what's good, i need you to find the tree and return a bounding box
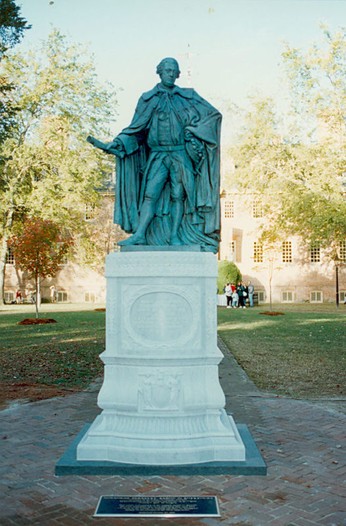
[8,218,72,317]
[0,0,30,57]
[217,260,242,294]
[0,30,118,304]
[280,27,346,258]
[282,26,346,146]
[0,0,31,142]
[230,27,346,272]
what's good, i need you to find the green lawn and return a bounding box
[218,304,346,398]
[0,303,345,400]
[0,305,105,389]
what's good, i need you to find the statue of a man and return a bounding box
[89,57,222,253]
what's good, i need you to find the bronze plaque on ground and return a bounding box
[94,495,220,517]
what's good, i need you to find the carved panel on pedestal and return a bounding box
[122,285,200,350]
[138,370,182,412]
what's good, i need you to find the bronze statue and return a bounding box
[88,57,221,253]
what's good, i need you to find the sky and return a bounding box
[16,0,346,144]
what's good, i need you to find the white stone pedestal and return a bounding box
[77,250,245,465]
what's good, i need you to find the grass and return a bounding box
[218,303,346,398]
[0,302,345,401]
[0,304,105,389]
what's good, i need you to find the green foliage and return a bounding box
[0,0,31,144]
[217,260,241,294]
[0,29,117,226]
[0,0,31,58]
[230,27,346,260]
[0,30,118,303]
[282,26,346,141]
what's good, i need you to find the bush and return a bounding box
[217,260,242,294]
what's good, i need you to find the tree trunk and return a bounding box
[0,209,14,306]
[335,264,339,309]
[268,258,273,312]
[0,235,8,306]
[35,272,39,318]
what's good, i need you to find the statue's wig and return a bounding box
[156,57,180,78]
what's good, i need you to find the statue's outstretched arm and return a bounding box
[87,135,125,158]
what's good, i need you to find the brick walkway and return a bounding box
[1,341,345,526]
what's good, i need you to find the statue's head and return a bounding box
[156,57,180,88]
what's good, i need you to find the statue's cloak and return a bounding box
[114,84,221,253]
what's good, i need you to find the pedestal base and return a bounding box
[77,411,245,464]
[76,251,246,465]
[56,423,267,476]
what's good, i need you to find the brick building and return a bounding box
[4,190,345,306]
[219,190,346,305]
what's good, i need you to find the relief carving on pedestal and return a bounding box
[138,371,182,411]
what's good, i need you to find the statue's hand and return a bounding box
[105,139,124,153]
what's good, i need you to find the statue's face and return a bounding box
[159,62,179,88]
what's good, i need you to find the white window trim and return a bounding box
[281,291,295,303]
[85,291,97,303]
[257,290,266,303]
[310,291,323,303]
[4,291,15,303]
[57,291,69,303]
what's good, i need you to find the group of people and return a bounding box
[12,287,57,304]
[13,289,35,304]
[224,281,255,309]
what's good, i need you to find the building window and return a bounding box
[310,291,323,303]
[339,291,346,303]
[340,240,346,262]
[57,291,69,302]
[257,290,265,303]
[227,240,236,259]
[310,244,320,263]
[4,291,14,304]
[282,291,294,303]
[6,247,14,265]
[85,292,96,303]
[224,200,234,218]
[252,199,263,218]
[253,241,263,263]
[282,241,292,263]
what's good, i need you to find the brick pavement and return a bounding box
[1,341,345,526]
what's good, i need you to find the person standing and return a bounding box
[225,282,232,308]
[247,281,255,307]
[15,290,22,304]
[237,281,247,309]
[50,285,57,303]
[232,288,239,308]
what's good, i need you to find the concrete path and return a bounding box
[1,339,345,525]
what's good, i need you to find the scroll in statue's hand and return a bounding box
[87,136,125,158]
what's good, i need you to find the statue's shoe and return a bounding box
[118,235,146,246]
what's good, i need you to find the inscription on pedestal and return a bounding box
[130,292,192,343]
